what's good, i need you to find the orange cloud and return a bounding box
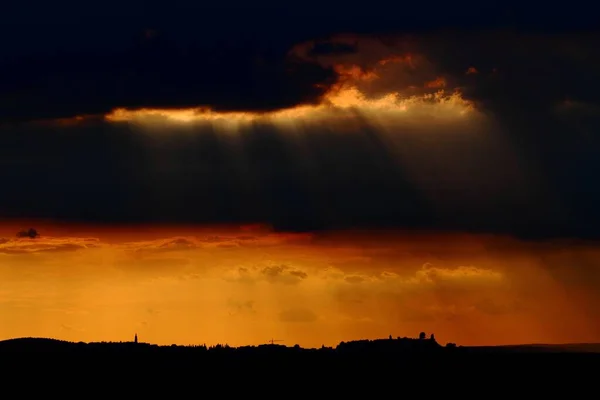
[378,55,416,68]
[425,77,446,88]
[333,64,379,82]
[104,88,473,130]
[0,236,102,254]
[103,38,476,130]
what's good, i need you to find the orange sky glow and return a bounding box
[5,36,599,348]
[1,222,599,347]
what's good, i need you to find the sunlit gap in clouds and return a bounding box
[104,86,474,133]
[99,39,542,227]
[103,85,485,213]
[104,37,477,132]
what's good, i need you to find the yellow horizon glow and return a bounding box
[1,223,599,348]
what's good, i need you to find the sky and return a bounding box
[1,3,600,346]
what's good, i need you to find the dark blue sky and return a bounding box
[1,2,595,55]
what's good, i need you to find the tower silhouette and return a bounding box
[134,333,138,344]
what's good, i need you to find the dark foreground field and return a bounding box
[1,337,597,395]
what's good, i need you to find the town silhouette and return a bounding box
[1,332,596,395]
[2,331,598,355]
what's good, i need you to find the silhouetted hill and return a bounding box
[1,334,598,356]
[0,334,597,395]
[0,334,445,354]
[0,337,73,350]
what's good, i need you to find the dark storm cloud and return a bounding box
[429,33,600,239]
[307,41,359,57]
[0,34,338,123]
[0,3,595,122]
[1,5,600,238]
[287,31,600,238]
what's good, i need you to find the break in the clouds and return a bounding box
[0,227,599,346]
[1,30,600,238]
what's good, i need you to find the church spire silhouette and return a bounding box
[134,333,138,344]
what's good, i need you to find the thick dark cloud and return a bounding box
[0,3,596,122]
[1,5,600,238]
[0,34,339,122]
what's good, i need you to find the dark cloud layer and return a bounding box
[1,6,600,239]
[0,37,338,122]
[0,3,596,122]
